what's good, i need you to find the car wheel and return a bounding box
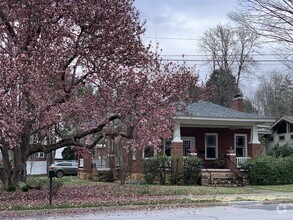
[56,170,64,178]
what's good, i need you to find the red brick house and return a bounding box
[78,96,275,184]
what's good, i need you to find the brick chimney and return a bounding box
[231,94,243,112]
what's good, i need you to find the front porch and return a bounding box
[170,121,261,170]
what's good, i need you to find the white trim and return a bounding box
[35,152,45,158]
[177,116,275,123]
[172,122,182,142]
[142,147,157,159]
[181,137,195,148]
[182,136,195,156]
[205,133,218,160]
[271,116,293,129]
[250,125,260,144]
[234,134,247,157]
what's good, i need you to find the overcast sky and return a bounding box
[134,0,285,97]
[135,0,238,55]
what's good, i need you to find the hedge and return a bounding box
[244,156,293,185]
[143,155,202,185]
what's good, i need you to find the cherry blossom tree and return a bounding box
[0,0,198,187]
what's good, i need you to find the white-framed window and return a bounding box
[132,149,136,160]
[35,152,45,158]
[234,134,247,157]
[182,136,195,157]
[143,146,157,159]
[163,139,171,156]
[289,123,293,133]
[95,156,107,168]
[279,135,285,142]
[205,133,218,160]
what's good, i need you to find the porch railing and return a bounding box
[236,157,251,168]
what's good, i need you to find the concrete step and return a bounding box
[201,169,247,187]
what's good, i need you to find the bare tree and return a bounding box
[199,24,260,86]
[254,71,293,117]
[229,0,293,67]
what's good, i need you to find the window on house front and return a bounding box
[290,123,293,133]
[95,156,107,168]
[279,135,285,142]
[205,134,218,160]
[291,135,293,141]
[164,139,171,156]
[35,152,45,158]
[143,146,156,159]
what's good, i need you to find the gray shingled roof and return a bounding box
[176,101,271,119]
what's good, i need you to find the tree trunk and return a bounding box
[119,149,133,185]
[0,147,27,188]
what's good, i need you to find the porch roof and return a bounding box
[176,101,275,126]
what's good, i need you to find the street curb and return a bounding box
[2,198,293,219]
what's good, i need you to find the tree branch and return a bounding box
[0,7,17,39]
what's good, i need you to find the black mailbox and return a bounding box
[48,170,55,178]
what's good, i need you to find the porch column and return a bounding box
[249,125,262,158]
[250,125,260,144]
[226,147,237,170]
[78,149,93,180]
[171,123,183,175]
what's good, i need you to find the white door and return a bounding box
[182,137,195,157]
[234,134,247,157]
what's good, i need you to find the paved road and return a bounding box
[8,203,293,220]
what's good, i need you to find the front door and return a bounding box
[182,137,195,157]
[234,134,247,157]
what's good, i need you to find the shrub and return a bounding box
[52,178,64,195]
[183,157,202,185]
[244,156,293,185]
[157,154,170,185]
[269,143,293,157]
[21,183,30,192]
[6,185,16,192]
[169,156,182,185]
[143,158,159,184]
[26,177,47,190]
[97,170,114,182]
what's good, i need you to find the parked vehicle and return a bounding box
[48,161,78,178]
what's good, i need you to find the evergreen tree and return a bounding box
[206,68,241,108]
[62,147,77,161]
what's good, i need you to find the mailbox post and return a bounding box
[48,170,55,204]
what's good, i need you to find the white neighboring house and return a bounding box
[265,116,293,154]
[26,147,65,175]
[26,152,47,175]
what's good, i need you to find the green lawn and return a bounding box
[53,176,257,195]
[250,184,293,192]
[50,176,293,195]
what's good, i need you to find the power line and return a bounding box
[142,36,200,41]
[161,58,290,63]
[159,53,293,57]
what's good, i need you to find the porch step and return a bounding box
[201,169,248,187]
